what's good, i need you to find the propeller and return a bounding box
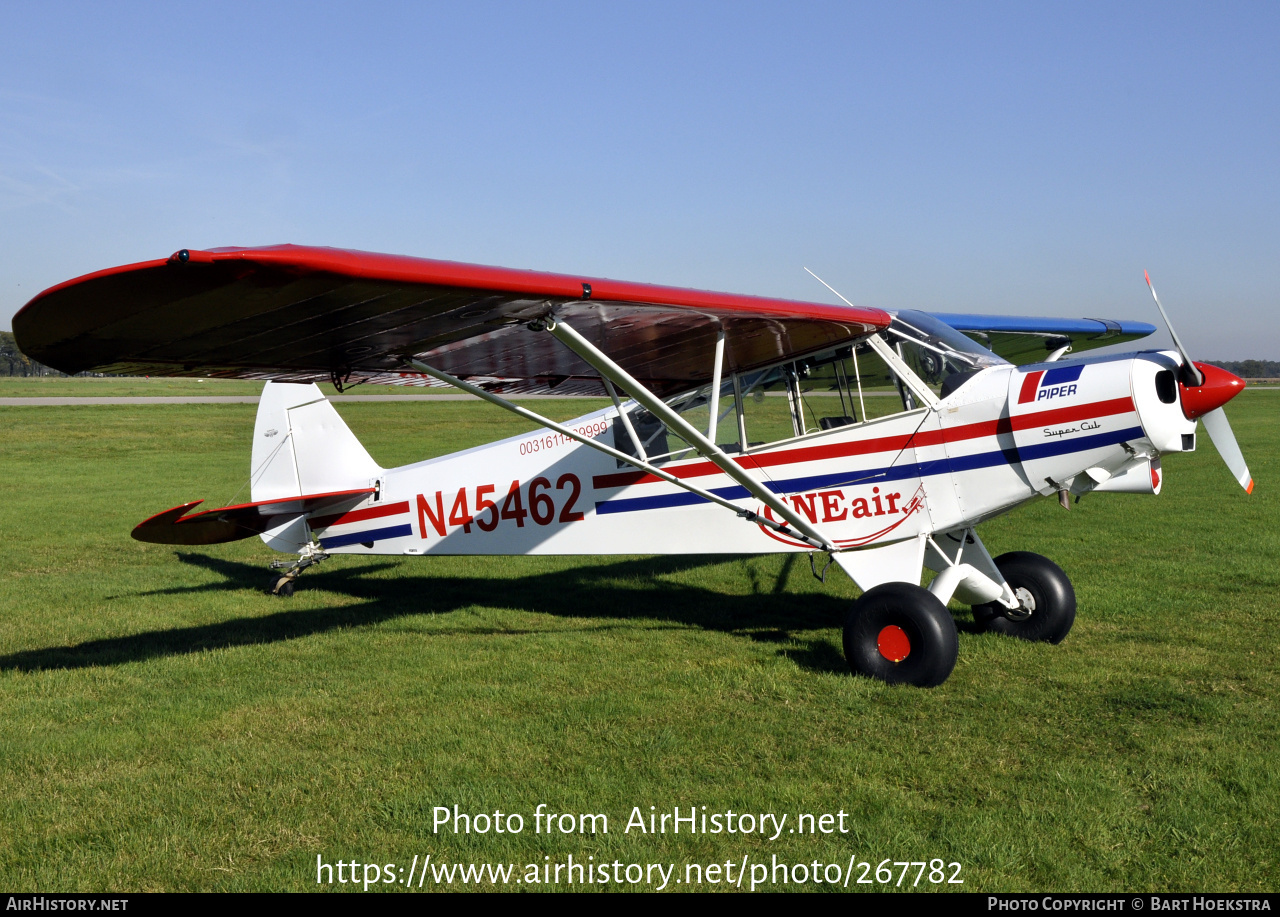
[1200,407,1254,493]
[1145,272,1253,494]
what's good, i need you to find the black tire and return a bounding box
[843,582,959,688]
[268,575,295,597]
[972,551,1075,643]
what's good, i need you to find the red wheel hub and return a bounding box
[877,625,911,663]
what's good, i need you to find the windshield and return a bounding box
[886,310,1007,399]
[889,310,1009,370]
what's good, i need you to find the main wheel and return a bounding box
[972,551,1075,643]
[843,583,959,687]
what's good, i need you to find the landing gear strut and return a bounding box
[266,543,329,597]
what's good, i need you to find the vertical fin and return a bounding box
[251,382,382,504]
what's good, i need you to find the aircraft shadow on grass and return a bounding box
[0,553,981,676]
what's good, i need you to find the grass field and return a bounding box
[0,390,1276,892]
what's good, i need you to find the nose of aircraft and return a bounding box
[1180,362,1246,420]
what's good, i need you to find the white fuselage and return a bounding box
[306,351,1193,559]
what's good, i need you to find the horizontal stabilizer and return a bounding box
[132,488,375,545]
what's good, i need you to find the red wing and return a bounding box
[132,488,375,545]
[15,245,889,397]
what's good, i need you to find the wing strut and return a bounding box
[706,328,726,444]
[604,378,647,462]
[405,358,833,551]
[539,317,837,550]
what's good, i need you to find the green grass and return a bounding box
[0,393,1276,892]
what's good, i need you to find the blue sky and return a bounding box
[2,1,1277,358]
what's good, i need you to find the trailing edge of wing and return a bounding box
[926,312,1158,365]
[15,245,889,397]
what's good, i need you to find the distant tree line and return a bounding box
[0,331,59,376]
[1206,360,1280,379]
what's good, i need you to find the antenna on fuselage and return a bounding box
[803,266,859,309]
[803,267,868,421]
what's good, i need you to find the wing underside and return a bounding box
[15,245,889,397]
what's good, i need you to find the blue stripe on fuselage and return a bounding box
[319,523,415,549]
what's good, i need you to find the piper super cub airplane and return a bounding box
[13,246,1254,687]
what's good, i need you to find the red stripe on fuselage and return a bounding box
[1018,370,1045,404]
[310,500,410,530]
[592,396,1136,490]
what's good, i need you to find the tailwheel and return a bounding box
[268,574,295,597]
[843,582,959,687]
[264,544,328,597]
[972,551,1075,643]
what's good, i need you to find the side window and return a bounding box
[803,342,921,423]
[737,365,803,446]
[610,318,1002,465]
[613,377,741,465]
[738,342,925,451]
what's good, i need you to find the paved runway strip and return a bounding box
[0,394,586,405]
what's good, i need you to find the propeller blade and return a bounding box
[1200,406,1253,494]
[1145,270,1203,386]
